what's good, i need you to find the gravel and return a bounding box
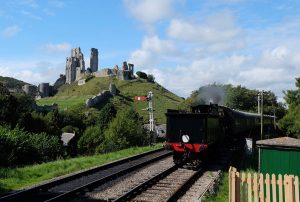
[80,157,174,201]
[49,150,169,193]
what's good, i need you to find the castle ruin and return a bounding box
[90,48,98,73]
[66,47,86,84]
[65,47,134,84]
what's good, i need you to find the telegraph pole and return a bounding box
[258,94,261,114]
[260,91,264,140]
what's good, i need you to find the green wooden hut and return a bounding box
[256,137,300,177]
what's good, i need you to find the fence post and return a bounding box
[271,174,277,202]
[278,174,283,202]
[247,172,253,202]
[254,173,259,202]
[265,173,270,202]
[259,173,265,202]
[295,176,299,202]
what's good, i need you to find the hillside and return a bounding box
[37,77,184,123]
[0,76,30,92]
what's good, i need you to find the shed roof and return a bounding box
[256,137,300,149]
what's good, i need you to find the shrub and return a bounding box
[96,108,146,153]
[147,74,155,83]
[98,103,117,130]
[0,125,62,166]
[136,71,148,79]
[78,126,104,154]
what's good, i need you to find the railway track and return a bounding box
[113,164,204,202]
[0,148,171,202]
[110,141,239,202]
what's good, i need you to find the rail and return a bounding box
[0,148,169,202]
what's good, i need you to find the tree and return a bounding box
[147,74,155,83]
[78,126,104,154]
[98,103,117,131]
[184,83,286,117]
[278,78,300,138]
[96,108,145,153]
[136,71,148,79]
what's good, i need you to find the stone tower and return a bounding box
[90,48,98,72]
[65,47,85,84]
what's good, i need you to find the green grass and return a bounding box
[0,144,163,193]
[36,77,184,123]
[36,95,91,109]
[204,149,258,201]
[204,172,229,202]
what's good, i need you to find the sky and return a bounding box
[1,0,300,100]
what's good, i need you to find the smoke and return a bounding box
[196,85,227,105]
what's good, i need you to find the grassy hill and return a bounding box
[37,77,184,123]
[0,76,30,92]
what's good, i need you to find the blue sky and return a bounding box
[1,0,300,100]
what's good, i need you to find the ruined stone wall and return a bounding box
[85,90,112,107]
[93,68,114,77]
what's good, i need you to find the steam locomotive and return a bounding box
[165,104,275,165]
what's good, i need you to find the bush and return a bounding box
[0,126,62,166]
[98,103,117,130]
[78,126,104,154]
[147,74,155,83]
[136,71,148,79]
[96,108,146,153]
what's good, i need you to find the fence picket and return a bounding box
[284,175,289,202]
[231,170,236,202]
[260,173,265,202]
[265,173,270,202]
[278,174,283,202]
[241,172,246,202]
[254,173,259,202]
[229,167,232,202]
[295,176,299,202]
[236,172,241,202]
[228,167,298,202]
[271,174,277,202]
[247,172,252,202]
[290,176,295,202]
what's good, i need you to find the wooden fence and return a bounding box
[229,166,300,202]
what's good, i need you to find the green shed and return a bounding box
[257,137,300,177]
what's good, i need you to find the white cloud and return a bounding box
[123,0,176,24]
[48,0,65,8]
[0,60,65,85]
[167,10,244,52]
[20,0,39,8]
[127,6,300,101]
[40,42,71,53]
[1,25,21,38]
[21,10,42,20]
[129,35,178,67]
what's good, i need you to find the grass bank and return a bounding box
[0,144,163,193]
[37,77,184,123]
